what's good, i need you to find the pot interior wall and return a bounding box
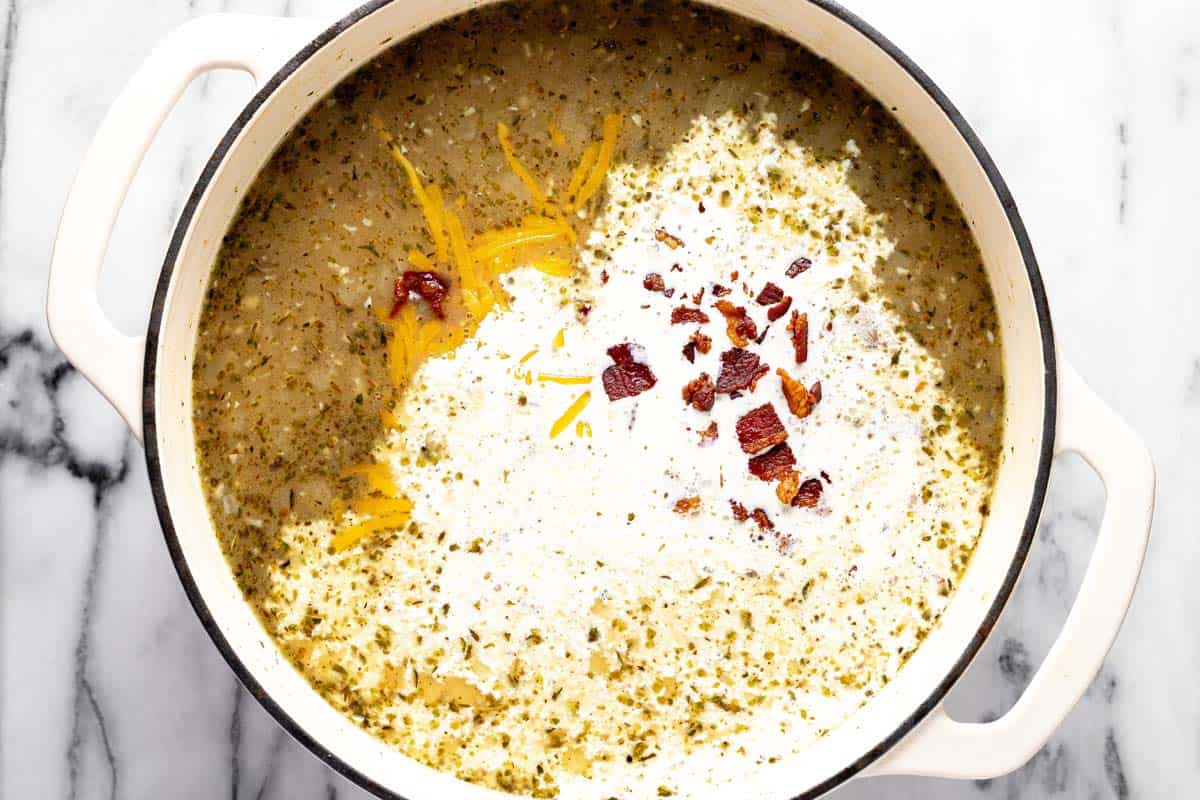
[147,1,1051,797]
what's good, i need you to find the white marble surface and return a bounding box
[0,0,1194,797]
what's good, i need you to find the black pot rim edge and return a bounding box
[141,2,1057,798]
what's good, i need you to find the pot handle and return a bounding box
[867,358,1154,780]
[46,14,325,441]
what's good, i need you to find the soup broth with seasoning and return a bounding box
[192,1,1004,797]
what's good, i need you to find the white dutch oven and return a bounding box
[46,2,1156,798]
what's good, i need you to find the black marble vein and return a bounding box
[1104,728,1130,800]
[1,321,134,800]
[230,682,243,800]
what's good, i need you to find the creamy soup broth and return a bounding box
[192,1,1004,797]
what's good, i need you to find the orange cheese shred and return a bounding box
[568,114,621,210]
[538,373,592,385]
[550,391,591,439]
[497,122,549,208]
[389,145,448,263]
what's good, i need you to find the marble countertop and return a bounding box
[1,0,1194,797]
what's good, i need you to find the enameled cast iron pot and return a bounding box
[46,2,1156,797]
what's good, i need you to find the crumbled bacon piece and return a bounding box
[643,272,666,293]
[820,470,832,483]
[577,303,592,317]
[778,368,821,419]
[682,373,716,412]
[602,343,657,401]
[655,228,685,249]
[670,263,683,273]
[767,296,793,322]
[600,269,610,284]
[748,443,796,481]
[786,256,812,278]
[787,311,809,364]
[756,282,785,305]
[730,270,739,281]
[712,284,731,297]
[671,306,710,324]
[776,471,800,504]
[391,271,450,319]
[750,508,773,531]
[730,499,750,521]
[716,348,769,394]
[699,421,719,445]
[681,330,713,363]
[673,496,701,514]
[715,300,758,346]
[735,404,787,454]
[691,287,705,305]
[793,478,823,508]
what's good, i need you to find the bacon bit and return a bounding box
[767,296,793,322]
[755,325,770,345]
[643,272,666,293]
[691,287,705,305]
[670,263,684,273]
[820,470,832,483]
[776,471,800,504]
[735,404,787,454]
[699,420,719,445]
[711,284,731,297]
[756,282,785,305]
[778,368,820,418]
[391,270,450,318]
[750,508,773,531]
[682,373,716,412]
[671,306,710,324]
[673,496,701,514]
[793,478,823,508]
[730,270,739,281]
[748,443,795,481]
[600,269,610,284]
[730,499,750,521]
[716,348,769,394]
[698,201,706,213]
[786,256,812,278]
[602,343,657,401]
[715,300,758,346]
[683,329,713,362]
[654,228,685,249]
[577,303,592,317]
[787,311,809,364]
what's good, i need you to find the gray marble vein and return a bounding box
[2,0,1196,798]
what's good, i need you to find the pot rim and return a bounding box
[141,1,1058,797]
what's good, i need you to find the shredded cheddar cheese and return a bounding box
[338,113,622,551]
[575,420,593,438]
[548,120,567,148]
[568,114,622,210]
[497,122,549,208]
[549,391,591,439]
[552,328,565,349]
[538,373,592,385]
